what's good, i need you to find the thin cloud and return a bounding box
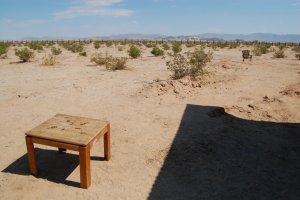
[53,0,134,19]
[0,19,46,26]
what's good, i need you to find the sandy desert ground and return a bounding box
[0,44,299,200]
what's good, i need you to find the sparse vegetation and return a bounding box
[94,41,101,49]
[273,49,286,58]
[51,47,62,55]
[162,43,170,50]
[292,46,300,53]
[295,53,300,60]
[90,53,127,70]
[15,48,34,62]
[252,44,269,56]
[79,52,87,56]
[42,54,56,66]
[151,46,164,56]
[167,48,212,79]
[128,46,141,58]
[61,42,84,53]
[26,42,44,51]
[118,46,124,51]
[0,42,10,57]
[172,42,182,54]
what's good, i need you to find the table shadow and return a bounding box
[2,148,105,188]
[148,104,300,200]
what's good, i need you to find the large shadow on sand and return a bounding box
[148,104,300,200]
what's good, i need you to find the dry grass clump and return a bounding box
[90,53,127,70]
[42,54,56,66]
[273,50,286,58]
[51,47,62,55]
[167,48,212,79]
[15,48,34,62]
[128,45,141,58]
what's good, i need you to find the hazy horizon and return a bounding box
[1,0,300,40]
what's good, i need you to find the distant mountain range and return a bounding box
[21,33,300,43]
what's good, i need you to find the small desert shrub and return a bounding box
[292,46,300,53]
[273,50,286,58]
[15,48,34,62]
[295,53,300,60]
[0,42,9,56]
[79,52,87,56]
[185,42,196,48]
[90,53,127,70]
[105,41,113,47]
[118,46,124,51]
[166,53,189,79]
[105,56,127,70]
[151,46,164,56]
[90,53,107,65]
[162,43,170,50]
[172,42,182,54]
[27,42,44,51]
[252,44,269,56]
[229,42,240,49]
[189,48,213,78]
[51,47,62,55]
[42,54,56,66]
[167,48,212,79]
[62,42,84,53]
[94,41,101,49]
[128,46,141,58]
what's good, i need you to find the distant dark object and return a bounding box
[242,50,252,62]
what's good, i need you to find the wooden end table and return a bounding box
[25,114,110,189]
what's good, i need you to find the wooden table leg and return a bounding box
[79,145,91,189]
[104,124,111,161]
[25,136,38,176]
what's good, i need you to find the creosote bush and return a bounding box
[292,46,300,53]
[167,48,212,79]
[79,52,87,56]
[252,44,269,56]
[15,48,34,62]
[273,50,285,58]
[162,43,170,50]
[172,42,182,54]
[61,42,84,53]
[90,53,127,70]
[151,46,164,56]
[94,41,101,49]
[0,42,10,56]
[128,45,141,58]
[51,47,62,55]
[42,54,56,66]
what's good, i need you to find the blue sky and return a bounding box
[0,0,299,40]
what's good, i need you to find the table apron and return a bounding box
[31,137,82,151]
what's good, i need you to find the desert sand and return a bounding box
[0,44,299,200]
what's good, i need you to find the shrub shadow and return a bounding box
[148,104,300,200]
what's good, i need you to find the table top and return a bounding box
[26,114,109,146]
